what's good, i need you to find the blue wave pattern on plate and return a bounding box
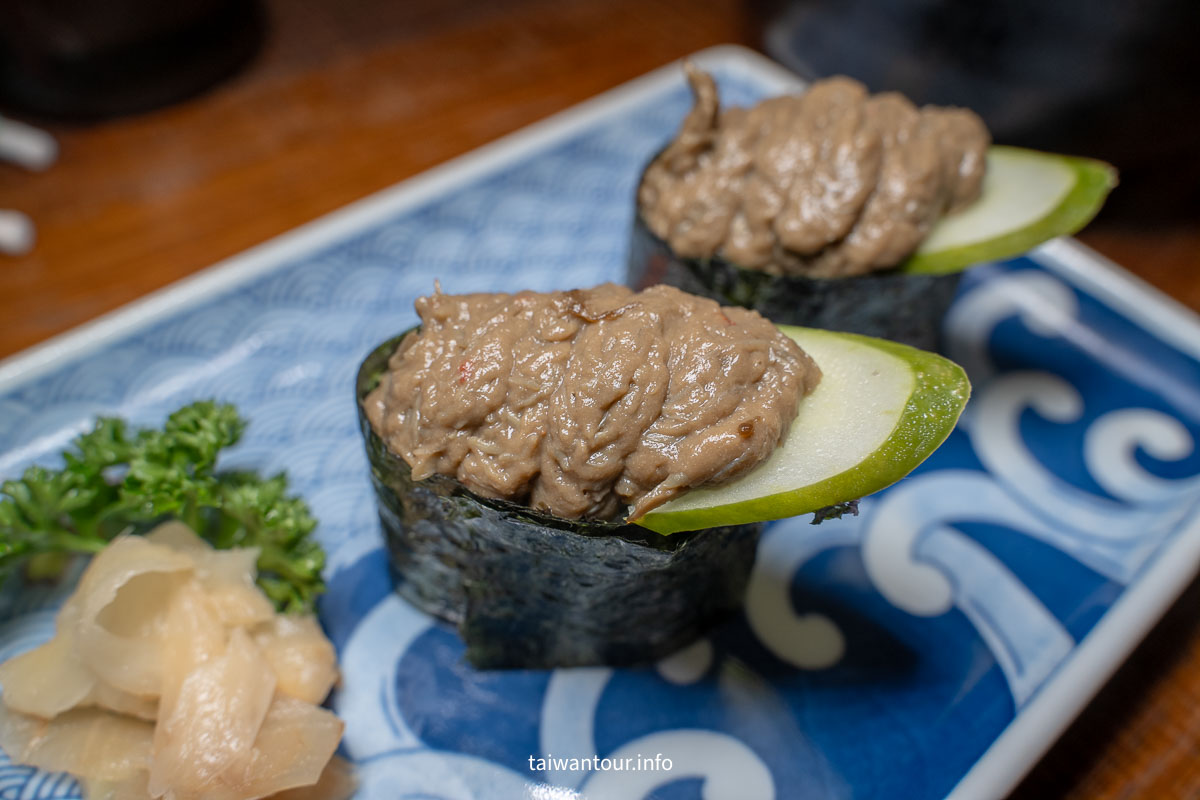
[2,68,1199,800]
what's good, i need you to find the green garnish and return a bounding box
[0,401,324,613]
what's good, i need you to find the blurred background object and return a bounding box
[0,115,58,170]
[0,210,35,256]
[763,0,1200,221]
[0,115,57,257]
[0,0,264,120]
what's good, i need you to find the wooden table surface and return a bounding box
[2,0,1198,796]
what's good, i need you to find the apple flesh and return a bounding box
[902,146,1117,275]
[637,326,970,535]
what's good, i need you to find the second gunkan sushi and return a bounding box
[629,64,1116,350]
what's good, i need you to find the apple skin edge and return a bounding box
[901,147,1118,276]
[636,327,971,535]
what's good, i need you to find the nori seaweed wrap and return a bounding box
[357,334,763,669]
[627,206,961,353]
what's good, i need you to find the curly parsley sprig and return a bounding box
[0,401,324,613]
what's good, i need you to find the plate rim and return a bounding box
[2,43,1199,800]
[948,236,1200,800]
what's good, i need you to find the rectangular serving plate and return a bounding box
[2,45,1200,800]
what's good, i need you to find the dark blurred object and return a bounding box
[763,0,1200,222]
[0,0,265,121]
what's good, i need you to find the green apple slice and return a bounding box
[900,145,1117,275]
[637,326,969,535]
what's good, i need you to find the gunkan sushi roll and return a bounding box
[358,283,969,668]
[628,64,1117,350]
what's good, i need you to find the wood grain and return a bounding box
[1,1,1198,797]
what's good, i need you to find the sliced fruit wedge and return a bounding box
[637,326,970,535]
[901,145,1117,275]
